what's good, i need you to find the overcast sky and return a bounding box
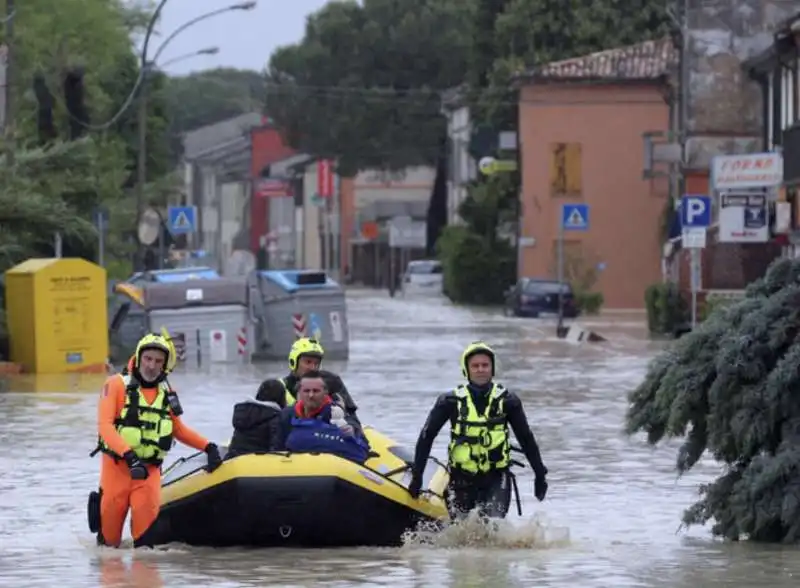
[144,0,330,76]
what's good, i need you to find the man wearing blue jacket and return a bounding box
[277,371,369,463]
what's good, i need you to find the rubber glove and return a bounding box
[205,443,222,472]
[123,450,148,480]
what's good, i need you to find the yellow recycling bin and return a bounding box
[4,258,108,374]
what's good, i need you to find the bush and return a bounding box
[576,291,603,314]
[437,225,515,305]
[645,282,687,335]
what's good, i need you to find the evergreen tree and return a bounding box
[626,257,800,542]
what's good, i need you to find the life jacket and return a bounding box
[286,403,370,463]
[280,376,296,407]
[448,383,510,474]
[94,374,175,465]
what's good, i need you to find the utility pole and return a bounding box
[4,0,14,167]
[135,65,149,270]
[677,0,700,328]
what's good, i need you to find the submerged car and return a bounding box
[401,259,443,296]
[504,278,579,318]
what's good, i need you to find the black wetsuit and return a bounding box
[410,381,548,519]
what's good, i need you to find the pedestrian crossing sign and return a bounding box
[561,203,589,231]
[167,206,197,235]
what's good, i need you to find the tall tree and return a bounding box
[264,0,475,174]
[0,0,165,267]
[162,67,265,139]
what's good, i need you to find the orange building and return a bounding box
[515,38,677,309]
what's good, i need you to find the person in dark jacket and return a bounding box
[408,342,548,520]
[276,371,369,463]
[226,379,286,459]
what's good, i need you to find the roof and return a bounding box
[519,37,677,83]
[182,112,264,160]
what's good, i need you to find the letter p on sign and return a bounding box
[681,195,712,228]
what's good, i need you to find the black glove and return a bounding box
[205,443,222,473]
[123,450,148,480]
[408,474,423,499]
[534,475,548,501]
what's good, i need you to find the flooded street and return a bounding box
[1,290,799,587]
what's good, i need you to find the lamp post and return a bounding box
[134,0,257,270]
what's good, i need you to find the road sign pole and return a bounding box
[690,248,700,328]
[158,225,164,270]
[557,210,565,332]
[97,213,105,267]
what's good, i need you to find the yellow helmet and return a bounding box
[134,333,172,371]
[461,341,496,378]
[288,337,324,371]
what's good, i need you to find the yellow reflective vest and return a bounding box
[448,383,510,474]
[99,374,175,464]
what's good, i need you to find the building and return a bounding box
[746,12,800,255]
[441,86,476,225]
[346,166,435,286]
[255,154,349,278]
[514,38,677,309]
[182,113,264,272]
[669,0,798,294]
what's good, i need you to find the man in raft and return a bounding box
[278,337,359,420]
[407,341,549,519]
[88,332,222,547]
[277,370,370,463]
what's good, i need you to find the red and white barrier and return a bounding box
[293,313,306,338]
[237,326,247,355]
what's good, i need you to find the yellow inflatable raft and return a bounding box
[139,426,450,547]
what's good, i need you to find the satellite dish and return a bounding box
[224,250,256,277]
[137,208,161,245]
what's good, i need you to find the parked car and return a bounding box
[401,259,443,296]
[503,278,579,318]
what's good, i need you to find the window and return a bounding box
[549,143,582,197]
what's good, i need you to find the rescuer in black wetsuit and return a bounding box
[408,341,548,519]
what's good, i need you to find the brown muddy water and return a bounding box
[0,291,797,587]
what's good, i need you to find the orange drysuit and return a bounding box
[96,374,209,547]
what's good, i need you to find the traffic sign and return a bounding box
[561,204,589,231]
[682,227,707,248]
[744,205,766,229]
[168,206,197,235]
[680,195,711,227]
[478,156,517,175]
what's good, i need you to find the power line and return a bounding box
[264,82,673,107]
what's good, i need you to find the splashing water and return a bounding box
[402,510,571,550]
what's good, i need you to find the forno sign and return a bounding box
[711,152,783,190]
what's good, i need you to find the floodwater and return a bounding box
[1,289,798,587]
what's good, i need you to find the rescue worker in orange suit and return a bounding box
[88,333,222,548]
[408,342,548,519]
[276,337,360,421]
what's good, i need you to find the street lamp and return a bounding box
[158,47,219,70]
[134,1,257,270]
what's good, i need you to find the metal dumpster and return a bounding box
[108,277,253,366]
[145,277,252,365]
[252,270,349,361]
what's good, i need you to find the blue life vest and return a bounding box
[286,405,370,463]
